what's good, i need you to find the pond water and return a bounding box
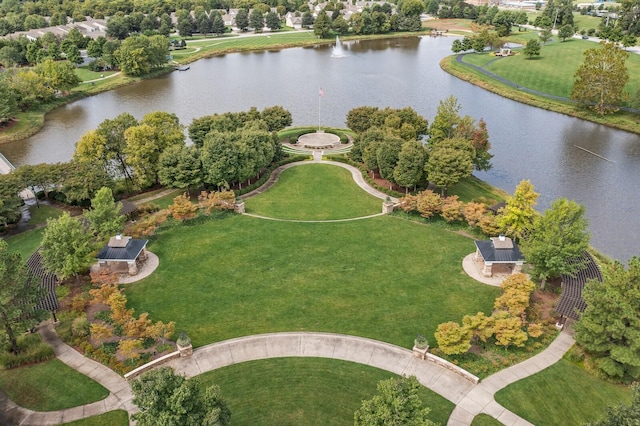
[2,36,639,262]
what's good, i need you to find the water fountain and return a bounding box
[331,36,346,58]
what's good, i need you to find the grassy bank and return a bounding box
[0,358,109,411]
[495,359,631,425]
[0,30,427,145]
[199,357,454,425]
[441,36,640,135]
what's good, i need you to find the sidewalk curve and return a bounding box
[165,332,476,405]
[448,331,575,426]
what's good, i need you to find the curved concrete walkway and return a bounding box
[162,331,575,426]
[1,327,574,425]
[0,321,137,425]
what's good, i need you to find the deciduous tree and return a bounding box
[574,257,640,381]
[393,141,425,192]
[158,145,202,195]
[521,198,590,288]
[84,186,125,241]
[425,138,474,195]
[354,376,437,425]
[132,367,231,426]
[40,212,94,281]
[571,42,629,115]
[434,321,472,355]
[169,193,197,221]
[314,12,331,38]
[498,179,539,242]
[523,38,541,58]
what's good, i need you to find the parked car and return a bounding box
[582,35,589,39]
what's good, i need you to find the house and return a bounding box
[285,12,303,29]
[96,234,148,276]
[474,235,524,277]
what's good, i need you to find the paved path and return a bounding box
[0,322,138,425]
[448,331,575,426]
[1,325,574,425]
[164,331,575,426]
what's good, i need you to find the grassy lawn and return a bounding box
[449,175,508,204]
[125,164,498,353]
[443,42,640,134]
[495,359,632,425]
[487,38,640,100]
[0,359,109,411]
[198,357,454,425]
[75,68,118,82]
[471,413,503,426]
[61,410,129,426]
[3,228,44,260]
[28,203,63,225]
[126,213,499,350]
[245,164,381,219]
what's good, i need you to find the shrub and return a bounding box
[0,334,55,369]
[416,190,442,219]
[101,341,119,355]
[71,315,90,337]
[176,331,191,347]
[70,294,89,313]
[463,202,486,227]
[441,195,464,222]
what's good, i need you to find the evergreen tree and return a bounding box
[574,258,640,381]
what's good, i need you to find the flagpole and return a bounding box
[318,87,322,131]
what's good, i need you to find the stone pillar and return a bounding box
[382,202,394,214]
[234,201,245,214]
[482,262,493,277]
[128,261,138,276]
[512,262,523,274]
[412,345,429,360]
[177,343,193,357]
[474,248,481,262]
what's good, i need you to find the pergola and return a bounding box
[26,248,59,322]
[96,234,148,276]
[555,251,602,327]
[474,235,524,277]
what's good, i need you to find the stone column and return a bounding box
[513,262,523,274]
[234,201,245,214]
[128,261,138,276]
[382,202,394,214]
[482,262,493,277]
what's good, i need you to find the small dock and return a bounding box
[0,150,15,174]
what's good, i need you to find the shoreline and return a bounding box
[0,30,431,146]
[438,49,640,136]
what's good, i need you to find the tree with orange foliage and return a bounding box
[197,190,235,215]
[168,193,197,221]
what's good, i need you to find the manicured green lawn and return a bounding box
[471,413,503,426]
[75,68,117,82]
[495,359,632,425]
[3,228,44,260]
[245,164,381,219]
[0,359,109,411]
[61,410,129,426]
[198,357,454,425]
[476,38,640,101]
[126,212,499,349]
[28,203,63,225]
[449,175,507,204]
